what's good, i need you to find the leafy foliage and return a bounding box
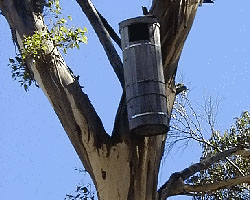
[49,18,87,54]
[65,168,96,200]
[187,111,250,200]
[23,0,87,59]
[47,0,62,15]
[9,0,87,91]
[65,184,95,200]
[8,56,38,91]
[22,17,87,58]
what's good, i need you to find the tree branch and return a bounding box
[150,0,201,122]
[0,0,112,183]
[75,0,124,88]
[151,0,200,80]
[158,146,247,199]
[180,147,247,180]
[95,10,121,48]
[237,148,250,157]
[171,94,247,176]
[184,175,250,193]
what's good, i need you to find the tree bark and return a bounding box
[0,0,201,199]
[158,146,250,198]
[184,175,250,194]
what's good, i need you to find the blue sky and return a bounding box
[0,0,250,199]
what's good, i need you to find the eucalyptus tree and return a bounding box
[0,0,249,199]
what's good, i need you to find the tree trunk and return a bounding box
[0,0,200,199]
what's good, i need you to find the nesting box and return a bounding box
[119,16,168,136]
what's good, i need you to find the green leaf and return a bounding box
[63,48,67,54]
[16,57,22,63]
[41,45,47,52]
[9,58,15,63]
[67,16,72,21]
[60,26,68,33]
[75,43,80,49]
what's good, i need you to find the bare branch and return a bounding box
[75,0,124,88]
[203,95,221,132]
[95,10,121,48]
[184,175,250,194]
[158,146,246,199]
[180,147,246,180]
[235,148,250,157]
[170,93,246,176]
[200,139,245,176]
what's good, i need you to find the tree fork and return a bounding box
[0,0,201,199]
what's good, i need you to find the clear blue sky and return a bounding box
[0,0,249,199]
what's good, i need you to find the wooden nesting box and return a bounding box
[119,16,168,136]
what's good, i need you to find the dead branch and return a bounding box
[170,94,246,176]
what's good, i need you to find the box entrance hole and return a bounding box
[128,23,149,42]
